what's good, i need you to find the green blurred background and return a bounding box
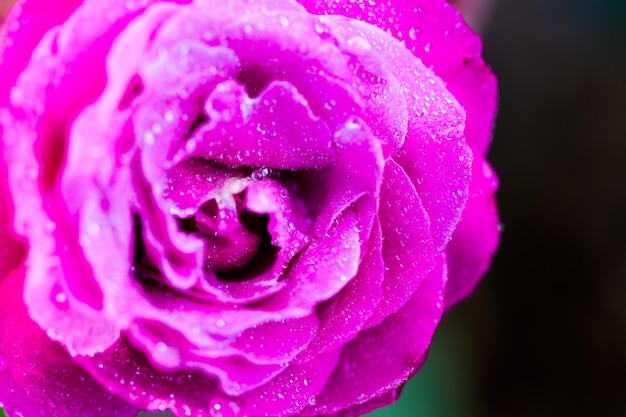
[3,0,626,416]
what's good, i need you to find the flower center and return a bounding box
[176,189,279,281]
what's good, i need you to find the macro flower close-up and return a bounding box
[0,0,498,416]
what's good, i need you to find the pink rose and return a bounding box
[0,0,499,416]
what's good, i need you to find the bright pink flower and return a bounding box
[0,0,499,416]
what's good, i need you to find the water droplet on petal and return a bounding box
[144,131,155,145]
[0,353,8,371]
[251,170,264,181]
[51,284,69,310]
[86,221,101,236]
[209,396,243,417]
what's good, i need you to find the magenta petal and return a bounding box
[242,348,342,417]
[192,80,335,170]
[316,14,473,251]
[0,158,25,278]
[0,268,138,417]
[295,219,384,363]
[0,0,82,108]
[365,160,436,328]
[445,155,499,308]
[296,0,495,152]
[21,216,124,356]
[134,157,206,291]
[230,315,319,365]
[263,207,362,314]
[300,117,384,240]
[77,335,339,417]
[1,0,185,357]
[78,336,222,416]
[302,253,447,416]
[446,58,498,156]
[129,314,319,368]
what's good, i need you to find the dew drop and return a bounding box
[9,86,23,104]
[251,170,264,181]
[51,284,69,310]
[152,342,181,368]
[0,353,8,371]
[86,221,101,236]
[209,396,243,417]
[144,131,155,145]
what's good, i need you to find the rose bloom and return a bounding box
[0,0,498,416]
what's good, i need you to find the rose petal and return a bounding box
[190,80,335,170]
[78,335,341,417]
[365,159,436,327]
[445,155,499,308]
[127,318,302,397]
[447,56,498,156]
[0,156,25,277]
[77,336,222,416]
[1,0,186,357]
[134,157,206,291]
[296,0,497,154]
[128,312,319,369]
[136,41,241,171]
[242,348,342,417]
[150,1,364,133]
[0,268,138,417]
[0,0,82,109]
[229,315,319,365]
[299,117,384,240]
[295,217,384,363]
[301,253,447,416]
[262,207,362,314]
[323,15,473,251]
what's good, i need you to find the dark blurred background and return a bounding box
[373,0,626,416]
